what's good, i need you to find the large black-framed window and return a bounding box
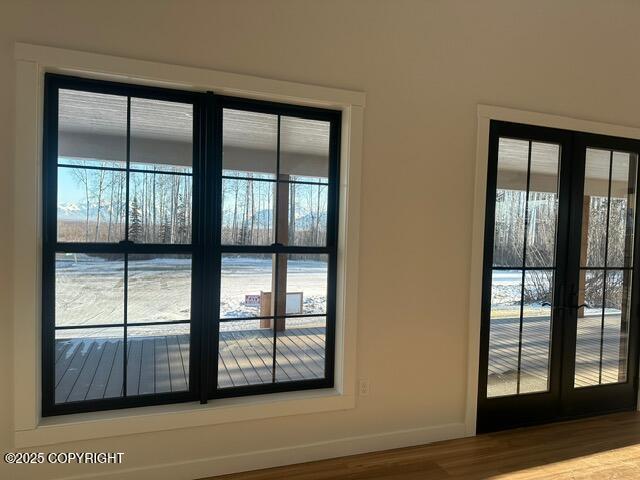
[42,74,340,416]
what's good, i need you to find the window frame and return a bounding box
[42,74,204,416]
[42,74,341,416]
[210,95,341,401]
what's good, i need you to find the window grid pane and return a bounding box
[51,83,195,408]
[487,137,560,398]
[46,76,339,415]
[217,107,334,389]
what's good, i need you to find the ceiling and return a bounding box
[58,89,330,156]
[498,137,633,182]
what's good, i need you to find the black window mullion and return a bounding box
[188,94,204,402]
[55,243,194,254]
[272,115,282,382]
[205,91,221,401]
[41,75,59,417]
[598,151,614,384]
[516,140,534,394]
[275,114,282,245]
[221,174,328,187]
[125,96,131,240]
[123,254,129,396]
[219,245,330,255]
[57,163,194,177]
[123,96,131,396]
[324,110,341,384]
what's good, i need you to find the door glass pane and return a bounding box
[520,270,554,393]
[487,270,521,397]
[575,148,637,388]
[575,270,605,387]
[607,152,637,268]
[581,149,611,267]
[493,138,528,268]
[487,137,560,398]
[526,142,560,267]
[602,270,631,384]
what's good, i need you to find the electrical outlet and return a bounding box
[359,379,370,396]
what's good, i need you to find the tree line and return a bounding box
[221,174,328,246]
[60,164,327,249]
[58,161,192,244]
[494,189,632,308]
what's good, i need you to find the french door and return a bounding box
[477,121,640,433]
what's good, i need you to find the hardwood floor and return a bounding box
[211,412,640,479]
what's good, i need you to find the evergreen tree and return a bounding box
[161,214,172,244]
[176,194,188,243]
[129,195,143,243]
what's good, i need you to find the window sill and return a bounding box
[15,389,356,448]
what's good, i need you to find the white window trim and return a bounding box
[13,43,365,448]
[465,104,640,435]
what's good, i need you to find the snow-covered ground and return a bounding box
[490,270,620,319]
[55,254,327,339]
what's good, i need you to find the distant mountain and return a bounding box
[58,202,119,221]
[58,202,86,220]
[291,212,327,230]
[222,208,327,230]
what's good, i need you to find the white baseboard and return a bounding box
[59,422,468,480]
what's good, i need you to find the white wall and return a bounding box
[3,1,640,478]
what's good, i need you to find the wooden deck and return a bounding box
[54,327,325,403]
[488,314,627,396]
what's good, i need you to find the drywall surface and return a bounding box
[3,0,640,478]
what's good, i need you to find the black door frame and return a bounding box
[560,132,640,418]
[477,120,640,433]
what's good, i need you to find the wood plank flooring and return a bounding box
[211,412,640,479]
[54,327,325,402]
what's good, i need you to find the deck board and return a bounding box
[86,339,118,400]
[488,314,628,395]
[55,327,327,402]
[155,336,172,393]
[138,338,155,395]
[166,335,188,392]
[54,317,626,403]
[104,340,124,398]
[126,338,143,395]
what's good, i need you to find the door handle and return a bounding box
[541,302,590,309]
